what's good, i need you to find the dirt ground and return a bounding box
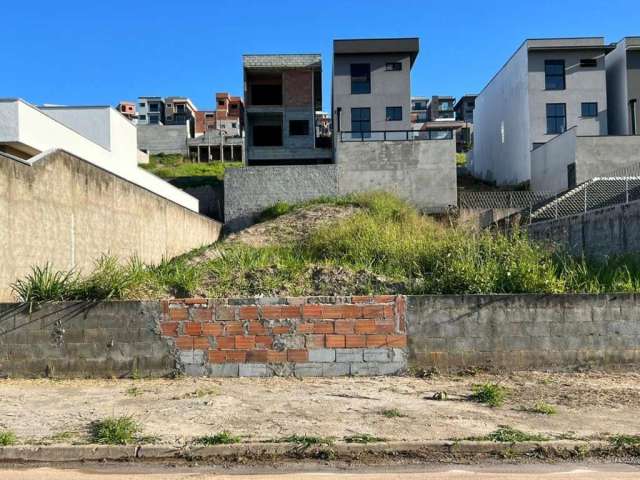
[1,371,640,445]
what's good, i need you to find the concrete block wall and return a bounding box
[0,302,173,378]
[137,125,189,155]
[406,294,640,370]
[224,165,338,231]
[159,296,407,377]
[527,198,640,258]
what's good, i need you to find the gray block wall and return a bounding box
[336,139,457,211]
[406,294,640,370]
[137,125,189,155]
[224,165,338,230]
[527,198,640,258]
[0,302,174,378]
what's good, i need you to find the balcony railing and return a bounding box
[340,130,453,142]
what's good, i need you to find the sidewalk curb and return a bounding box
[0,440,628,464]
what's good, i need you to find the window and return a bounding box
[176,104,185,113]
[251,84,282,105]
[138,114,146,121]
[149,114,160,124]
[631,100,638,135]
[138,102,146,108]
[149,103,160,112]
[580,58,598,68]
[205,113,214,118]
[218,100,225,106]
[232,122,237,128]
[289,120,309,136]
[253,125,282,146]
[167,116,174,121]
[351,107,371,137]
[386,106,402,121]
[385,62,402,71]
[351,64,371,94]
[412,101,427,111]
[416,111,428,122]
[581,102,598,118]
[546,103,566,134]
[166,103,172,108]
[545,60,566,90]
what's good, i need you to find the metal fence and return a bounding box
[339,130,453,142]
[457,191,555,209]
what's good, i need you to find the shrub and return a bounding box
[195,431,241,445]
[470,383,508,407]
[610,434,640,447]
[90,416,140,445]
[11,264,78,303]
[380,408,407,418]
[278,434,334,447]
[0,430,17,446]
[527,401,557,415]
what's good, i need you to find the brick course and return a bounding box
[159,296,407,377]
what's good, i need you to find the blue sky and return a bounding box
[2,0,638,111]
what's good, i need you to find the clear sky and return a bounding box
[2,0,638,111]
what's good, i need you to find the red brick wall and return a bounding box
[159,296,407,376]
[283,70,312,107]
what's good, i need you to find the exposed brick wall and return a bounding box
[283,70,312,107]
[160,296,407,377]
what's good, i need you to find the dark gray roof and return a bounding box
[333,38,419,66]
[243,54,321,69]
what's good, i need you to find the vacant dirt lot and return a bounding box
[1,371,639,445]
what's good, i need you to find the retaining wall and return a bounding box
[3,294,640,378]
[224,165,338,231]
[527,199,640,258]
[137,125,189,155]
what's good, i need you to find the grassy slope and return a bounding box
[140,154,242,188]
[11,192,640,301]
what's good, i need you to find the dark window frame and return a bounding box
[289,119,310,136]
[385,62,402,71]
[546,103,567,135]
[350,63,371,94]
[385,106,403,121]
[631,99,638,135]
[581,102,598,118]
[351,107,371,138]
[545,60,566,90]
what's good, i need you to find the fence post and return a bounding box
[584,184,587,213]
[626,178,629,204]
[555,193,558,219]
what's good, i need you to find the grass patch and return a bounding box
[90,416,140,445]
[470,426,548,443]
[125,386,143,397]
[278,434,334,448]
[195,431,241,445]
[13,192,640,301]
[610,434,640,447]
[470,383,508,407]
[524,401,557,415]
[0,430,17,446]
[380,408,408,418]
[343,433,386,444]
[141,154,242,188]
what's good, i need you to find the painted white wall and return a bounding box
[0,99,198,211]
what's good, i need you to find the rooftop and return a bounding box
[243,54,321,69]
[526,37,615,53]
[334,37,419,66]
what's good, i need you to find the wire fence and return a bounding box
[457,191,555,209]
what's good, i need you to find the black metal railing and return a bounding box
[339,130,453,142]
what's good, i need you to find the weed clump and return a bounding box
[195,431,241,445]
[472,426,548,443]
[470,383,508,407]
[0,430,17,446]
[344,433,386,444]
[90,416,140,445]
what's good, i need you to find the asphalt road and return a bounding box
[2,463,640,479]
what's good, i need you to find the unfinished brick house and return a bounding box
[243,54,332,166]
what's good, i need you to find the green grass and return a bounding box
[476,426,549,443]
[343,433,386,444]
[0,430,17,446]
[470,383,508,408]
[380,408,408,418]
[195,431,241,445]
[140,154,242,188]
[610,434,640,447]
[456,152,467,166]
[524,401,557,415]
[90,416,140,445]
[278,434,334,448]
[13,192,640,302]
